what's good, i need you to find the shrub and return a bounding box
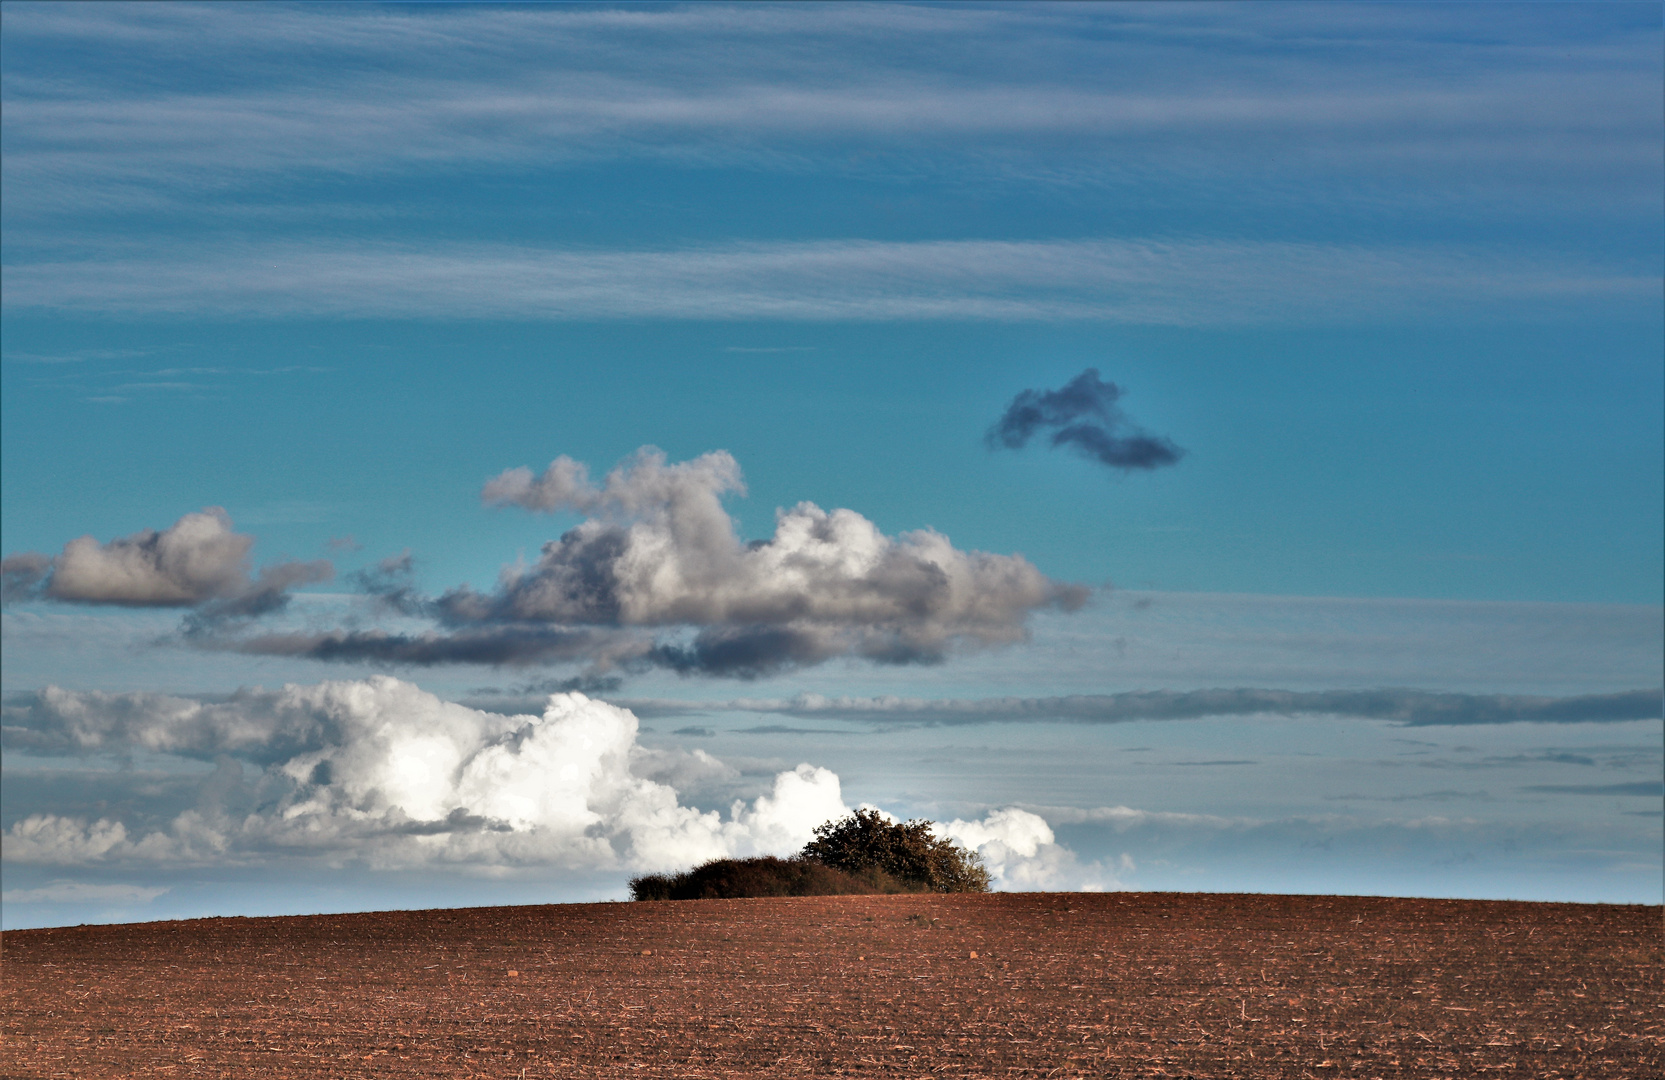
[628,809,990,901]
[801,809,991,893]
[628,856,920,901]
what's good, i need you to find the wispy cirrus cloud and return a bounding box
[4,237,1651,323]
[4,360,332,408]
[0,348,152,365]
[5,3,1654,331]
[4,2,1656,215]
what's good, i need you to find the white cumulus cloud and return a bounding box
[4,815,131,863]
[937,806,1124,892]
[229,447,1084,676]
[470,447,1085,672]
[0,677,858,874]
[2,677,1101,890]
[49,508,251,605]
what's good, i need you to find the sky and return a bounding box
[1,1,1660,930]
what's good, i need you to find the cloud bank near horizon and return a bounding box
[0,676,1095,888]
[614,687,1664,728]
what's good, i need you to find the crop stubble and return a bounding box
[2,892,1659,1078]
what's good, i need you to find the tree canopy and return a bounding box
[801,809,991,893]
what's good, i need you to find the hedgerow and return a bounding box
[628,856,917,901]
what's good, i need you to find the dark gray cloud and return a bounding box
[345,551,427,617]
[458,673,629,717]
[221,447,1085,677]
[621,687,1662,727]
[184,559,334,630]
[507,675,626,697]
[644,622,963,679]
[219,626,635,668]
[988,369,1184,472]
[2,508,330,619]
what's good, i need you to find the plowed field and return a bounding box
[2,892,1659,1078]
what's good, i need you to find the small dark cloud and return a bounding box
[987,369,1184,472]
[326,535,362,553]
[347,551,426,616]
[672,725,716,737]
[184,558,332,631]
[1,552,52,603]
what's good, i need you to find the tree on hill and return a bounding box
[801,809,991,893]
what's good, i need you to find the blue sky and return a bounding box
[2,2,1660,928]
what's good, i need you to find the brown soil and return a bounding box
[2,892,1659,1078]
